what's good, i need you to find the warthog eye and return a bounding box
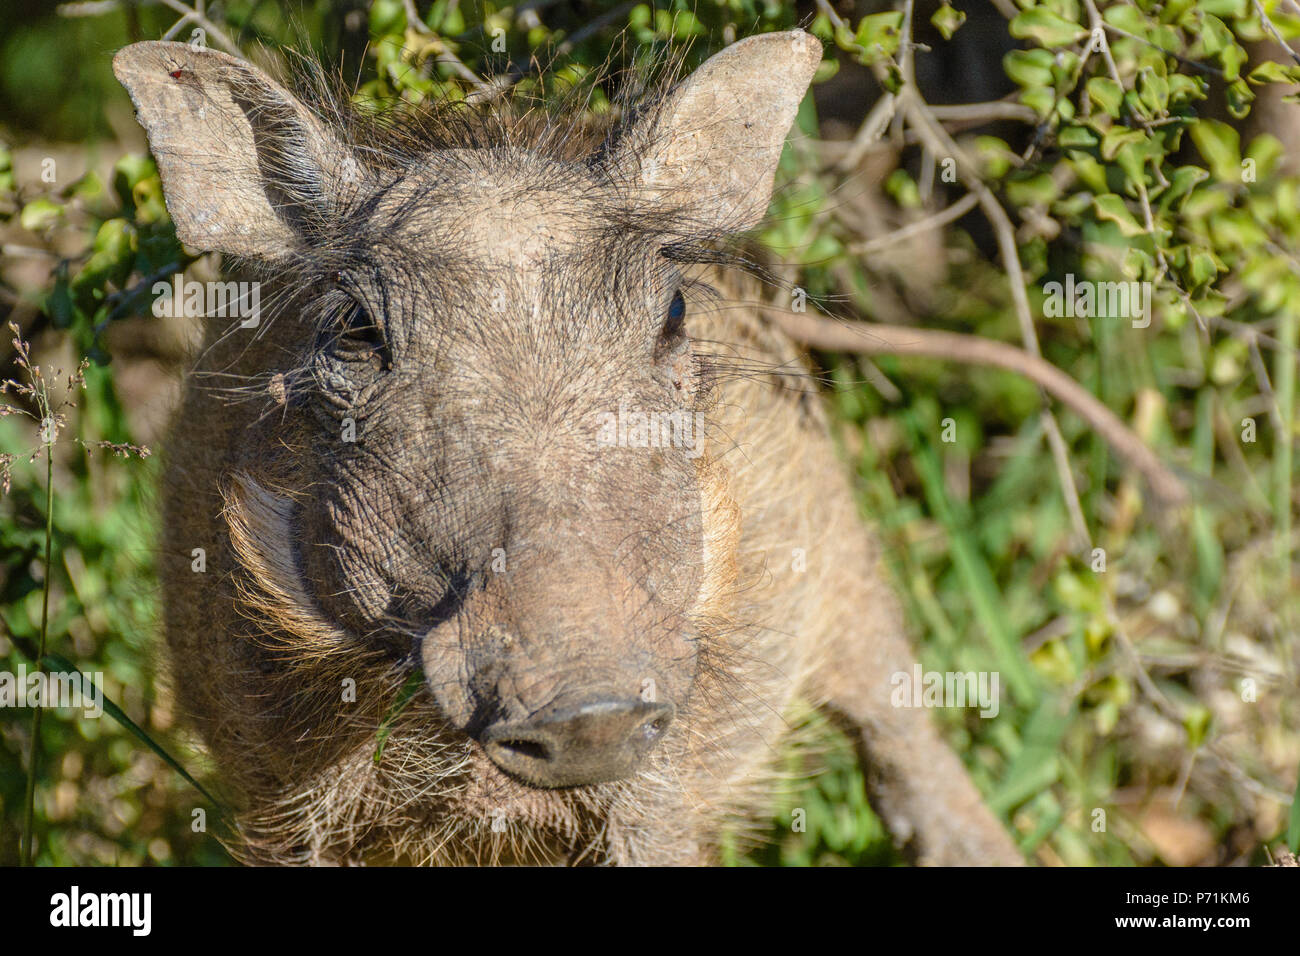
[323,296,387,367]
[658,290,687,350]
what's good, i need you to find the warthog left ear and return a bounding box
[618,30,822,233]
[113,41,363,260]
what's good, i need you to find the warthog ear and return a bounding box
[113,41,361,260]
[622,30,822,232]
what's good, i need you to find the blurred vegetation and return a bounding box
[1,0,1298,866]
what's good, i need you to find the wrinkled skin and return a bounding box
[293,161,709,749]
[116,31,1024,865]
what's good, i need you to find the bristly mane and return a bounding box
[282,36,687,172]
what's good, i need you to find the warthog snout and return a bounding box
[481,696,675,788]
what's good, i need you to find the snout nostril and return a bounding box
[479,697,674,788]
[493,738,550,762]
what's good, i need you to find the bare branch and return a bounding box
[766,309,1190,507]
[1255,0,1300,66]
[848,191,979,256]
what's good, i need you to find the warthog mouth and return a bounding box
[221,472,664,802]
[221,457,743,808]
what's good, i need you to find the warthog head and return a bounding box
[115,30,820,843]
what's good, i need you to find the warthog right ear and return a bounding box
[619,30,822,232]
[113,41,362,260]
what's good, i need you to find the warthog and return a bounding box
[115,29,1022,865]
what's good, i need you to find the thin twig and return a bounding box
[154,0,241,55]
[1255,0,1300,66]
[848,191,979,255]
[888,10,1099,538]
[402,0,488,90]
[928,101,1040,124]
[836,92,898,172]
[768,308,1190,507]
[1083,0,1122,86]
[1102,21,1225,77]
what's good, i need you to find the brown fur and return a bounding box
[118,32,1023,865]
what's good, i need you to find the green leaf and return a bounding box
[1093,194,1146,236]
[1123,246,1155,280]
[1010,7,1089,47]
[853,11,904,64]
[1246,133,1285,179]
[1226,78,1255,118]
[34,647,230,825]
[931,2,967,40]
[1137,68,1170,114]
[1004,48,1056,88]
[885,168,922,208]
[1198,0,1247,15]
[19,198,63,231]
[974,135,1017,178]
[92,218,135,262]
[1221,42,1249,81]
[1087,77,1124,117]
[1248,60,1300,85]
[1190,13,1232,57]
[1114,140,1153,190]
[113,154,158,204]
[1104,3,1149,38]
[1168,73,1208,104]
[1189,118,1242,182]
[1021,86,1058,119]
[809,12,834,41]
[44,271,76,328]
[988,701,1072,814]
[1158,165,1211,209]
[1058,125,1098,149]
[1005,171,1060,206]
[374,670,425,764]
[369,0,405,35]
[1188,249,1222,287]
[1067,150,1109,193]
[1100,125,1145,160]
[813,58,841,84]
[1183,704,1212,749]
[1211,209,1268,248]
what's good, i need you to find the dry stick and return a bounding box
[928,101,1040,124]
[1255,0,1300,66]
[831,0,1098,540]
[849,191,979,256]
[768,308,1190,507]
[896,89,1095,541]
[402,0,489,91]
[58,0,240,54]
[815,0,901,175]
[1083,0,1122,87]
[156,0,241,55]
[836,91,897,172]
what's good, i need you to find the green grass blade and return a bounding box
[39,650,229,822]
[1288,759,1300,853]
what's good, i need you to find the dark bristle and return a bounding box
[281,39,691,177]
